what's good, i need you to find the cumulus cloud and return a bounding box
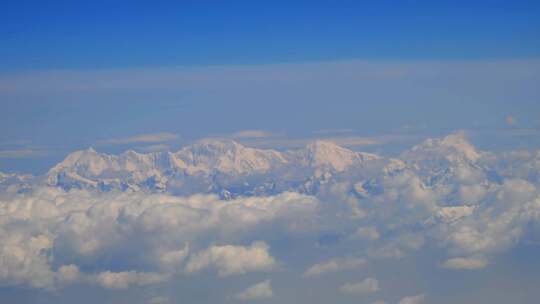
[185,242,276,276]
[56,265,80,285]
[0,189,315,289]
[157,244,190,270]
[233,280,273,300]
[0,231,56,289]
[339,278,379,294]
[304,257,366,277]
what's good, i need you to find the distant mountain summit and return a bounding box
[401,132,481,165]
[294,140,380,172]
[172,139,289,175]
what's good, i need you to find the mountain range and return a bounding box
[2,133,538,199]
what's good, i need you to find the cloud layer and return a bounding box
[1,132,540,303]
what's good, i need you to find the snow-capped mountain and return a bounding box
[291,140,380,172]
[3,132,531,200]
[46,148,168,191]
[400,132,481,165]
[399,132,488,188]
[171,139,289,175]
[43,139,382,194]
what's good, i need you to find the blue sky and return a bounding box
[2,0,540,70]
[1,0,540,173]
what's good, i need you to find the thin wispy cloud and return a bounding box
[231,130,279,139]
[100,132,179,145]
[0,148,47,158]
[314,128,354,135]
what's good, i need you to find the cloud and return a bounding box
[339,278,379,295]
[349,227,380,241]
[56,265,80,285]
[0,148,47,158]
[441,257,488,270]
[100,132,178,145]
[231,130,278,139]
[398,294,426,304]
[2,131,540,302]
[185,242,277,276]
[148,296,170,304]
[321,136,381,147]
[314,129,354,135]
[138,144,171,152]
[304,257,366,277]
[233,280,273,300]
[0,188,316,290]
[233,135,388,150]
[157,245,190,270]
[94,271,168,289]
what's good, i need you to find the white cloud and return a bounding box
[157,244,190,271]
[304,257,366,277]
[398,294,426,304]
[231,130,278,139]
[0,148,47,158]
[441,257,488,270]
[0,231,56,289]
[350,226,380,241]
[56,265,80,285]
[233,280,273,300]
[101,132,178,145]
[458,185,486,204]
[95,271,168,289]
[339,278,379,295]
[138,144,171,152]
[185,242,276,276]
[0,188,316,289]
[320,136,381,147]
[148,296,170,304]
[314,129,354,135]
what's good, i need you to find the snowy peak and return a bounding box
[438,132,480,161]
[47,147,164,189]
[398,132,487,187]
[43,138,384,191]
[7,132,519,196]
[402,132,481,164]
[173,139,288,175]
[48,147,110,176]
[295,140,379,172]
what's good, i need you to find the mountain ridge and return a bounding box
[3,133,535,199]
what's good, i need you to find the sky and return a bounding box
[1,2,540,303]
